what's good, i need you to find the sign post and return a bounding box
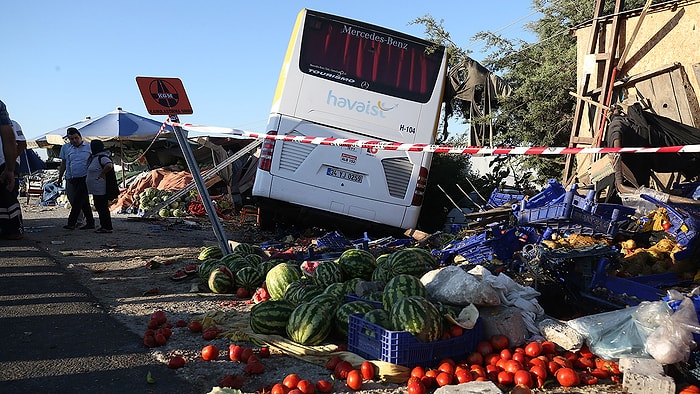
[136,76,231,255]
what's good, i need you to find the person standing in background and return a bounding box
[10,120,27,236]
[57,127,94,230]
[58,137,84,226]
[86,140,113,233]
[0,100,21,240]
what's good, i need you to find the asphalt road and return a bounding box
[0,237,196,393]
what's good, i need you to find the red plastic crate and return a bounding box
[348,314,483,367]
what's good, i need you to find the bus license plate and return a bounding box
[326,168,363,183]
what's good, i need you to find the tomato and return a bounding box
[497,370,514,385]
[527,357,545,369]
[361,361,375,381]
[258,347,271,358]
[435,371,452,387]
[574,356,596,369]
[589,367,610,379]
[500,348,513,361]
[470,365,486,379]
[297,379,315,394]
[424,369,439,378]
[679,384,700,394]
[510,384,533,394]
[547,360,561,375]
[325,355,342,370]
[512,351,528,365]
[271,383,287,394]
[201,344,219,361]
[552,355,572,369]
[420,375,436,389]
[283,374,302,389]
[485,364,500,381]
[175,319,187,327]
[466,352,483,366]
[489,334,510,351]
[662,221,672,231]
[147,319,160,329]
[315,380,333,393]
[334,361,353,380]
[540,341,556,355]
[449,324,463,337]
[168,355,186,369]
[438,361,454,376]
[524,341,542,358]
[188,320,203,333]
[202,327,219,340]
[239,347,253,363]
[555,367,580,387]
[288,390,302,394]
[484,353,501,366]
[406,381,426,394]
[476,340,494,356]
[578,343,594,359]
[229,344,243,362]
[455,369,473,383]
[151,310,167,325]
[246,355,259,365]
[236,287,250,298]
[513,370,534,388]
[154,333,167,346]
[503,359,523,374]
[346,369,363,391]
[528,365,547,381]
[411,365,426,379]
[143,334,156,348]
[579,371,598,385]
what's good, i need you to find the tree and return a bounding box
[414,0,654,185]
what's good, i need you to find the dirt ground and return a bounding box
[19,199,630,394]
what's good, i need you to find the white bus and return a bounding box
[252,9,448,229]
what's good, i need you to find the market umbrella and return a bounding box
[28,107,173,148]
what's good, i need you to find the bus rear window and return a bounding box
[299,13,444,103]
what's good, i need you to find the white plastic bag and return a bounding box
[646,297,700,364]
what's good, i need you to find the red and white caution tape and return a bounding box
[169,121,700,155]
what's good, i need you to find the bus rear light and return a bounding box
[258,132,278,171]
[411,166,429,206]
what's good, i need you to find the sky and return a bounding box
[2,0,540,140]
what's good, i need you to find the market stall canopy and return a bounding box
[27,107,173,149]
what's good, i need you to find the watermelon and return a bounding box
[334,300,375,339]
[258,259,283,278]
[309,293,342,315]
[337,249,376,280]
[236,266,264,291]
[244,254,263,267]
[312,261,343,288]
[385,248,438,278]
[382,274,428,311]
[390,295,443,342]
[221,254,250,272]
[371,265,391,283]
[363,308,394,334]
[284,278,323,306]
[286,302,334,345]
[198,245,223,261]
[208,266,235,294]
[343,277,364,295]
[234,242,265,257]
[250,300,295,335]
[266,263,302,301]
[322,283,346,300]
[198,258,221,282]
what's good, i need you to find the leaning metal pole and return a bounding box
[169,114,231,255]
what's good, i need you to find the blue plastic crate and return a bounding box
[488,189,524,208]
[316,231,353,250]
[517,203,569,223]
[640,194,700,249]
[590,272,680,307]
[522,179,566,209]
[348,314,483,367]
[591,203,636,220]
[345,294,383,309]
